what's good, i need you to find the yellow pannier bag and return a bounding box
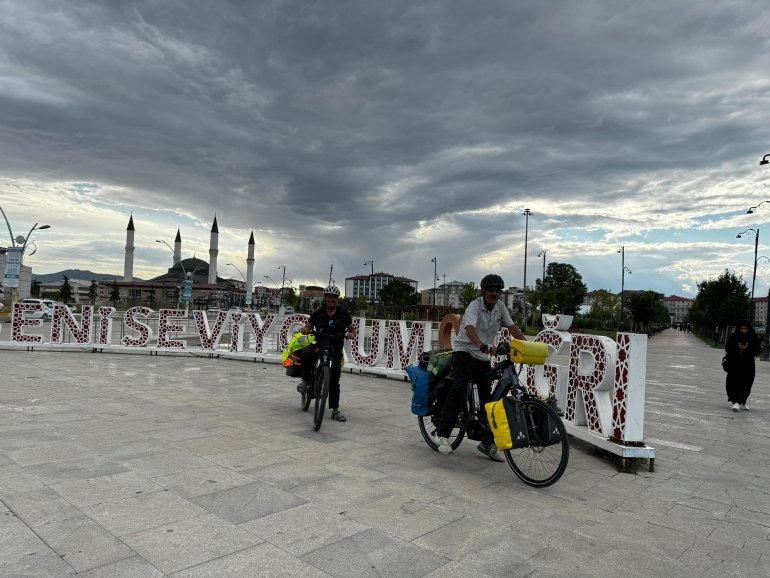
[485,397,530,450]
[509,339,548,365]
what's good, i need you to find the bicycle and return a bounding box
[418,344,569,487]
[298,331,346,431]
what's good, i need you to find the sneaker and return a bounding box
[433,433,453,455]
[731,403,741,411]
[741,403,749,411]
[330,409,346,422]
[477,441,505,462]
[296,380,309,394]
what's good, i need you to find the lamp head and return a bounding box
[737,234,743,238]
[760,154,769,166]
[37,225,51,230]
[747,209,754,214]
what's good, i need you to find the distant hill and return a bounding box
[32,269,144,283]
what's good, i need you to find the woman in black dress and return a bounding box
[724,320,761,411]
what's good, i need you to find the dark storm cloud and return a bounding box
[1,0,769,294]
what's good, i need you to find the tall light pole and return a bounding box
[537,250,546,324]
[442,273,447,307]
[430,257,437,320]
[264,275,278,310]
[0,206,51,304]
[522,209,531,330]
[227,263,246,307]
[364,260,374,302]
[277,265,287,307]
[737,228,759,322]
[618,245,631,330]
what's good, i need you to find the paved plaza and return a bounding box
[0,329,769,577]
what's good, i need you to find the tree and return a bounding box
[689,270,749,334]
[378,280,419,317]
[628,291,669,331]
[534,263,587,315]
[282,287,298,308]
[88,280,98,304]
[458,282,480,310]
[31,280,41,297]
[588,289,620,328]
[109,279,121,307]
[60,275,73,304]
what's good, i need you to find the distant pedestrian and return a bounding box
[724,320,761,411]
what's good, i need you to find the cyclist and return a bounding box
[296,285,356,422]
[433,274,526,460]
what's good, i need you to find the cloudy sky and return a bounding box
[2,0,770,299]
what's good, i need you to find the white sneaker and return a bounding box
[741,404,749,411]
[731,403,741,411]
[477,441,505,462]
[433,433,453,455]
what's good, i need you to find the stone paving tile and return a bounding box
[172,433,257,456]
[78,555,165,577]
[0,462,48,496]
[301,527,448,578]
[190,481,306,524]
[6,440,95,467]
[49,470,164,508]
[240,502,369,556]
[170,542,332,577]
[152,464,257,498]
[121,449,214,477]
[203,446,293,471]
[121,512,262,574]
[292,473,397,512]
[24,456,130,484]
[81,489,208,536]
[1,487,82,528]
[241,459,339,490]
[0,510,78,576]
[33,514,135,572]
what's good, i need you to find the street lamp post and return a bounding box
[227,263,246,307]
[537,250,546,324]
[522,209,531,330]
[364,260,374,302]
[618,246,632,330]
[737,228,760,322]
[1,205,51,304]
[430,257,437,320]
[277,265,287,308]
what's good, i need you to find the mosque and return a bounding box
[102,215,254,310]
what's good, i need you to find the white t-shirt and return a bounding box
[453,297,514,360]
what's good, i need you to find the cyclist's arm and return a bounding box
[506,323,526,341]
[345,322,357,339]
[464,325,486,350]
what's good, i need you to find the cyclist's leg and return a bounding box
[329,353,344,419]
[299,345,316,390]
[436,351,471,438]
[473,363,496,446]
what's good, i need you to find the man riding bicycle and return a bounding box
[296,285,356,422]
[434,274,526,460]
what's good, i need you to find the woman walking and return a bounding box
[724,320,761,411]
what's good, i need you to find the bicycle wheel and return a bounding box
[504,398,569,487]
[418,405,466,452]
[313,365,330,431]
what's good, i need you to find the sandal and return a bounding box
[331,409,346,422]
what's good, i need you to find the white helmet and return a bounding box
[323,285,341,297]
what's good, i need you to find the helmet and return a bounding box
[323,285,341,297]
[480,274,505,290]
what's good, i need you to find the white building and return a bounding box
[662,294,692,324]
[345,272,417,302]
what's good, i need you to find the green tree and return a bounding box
[378,280,419,317]
[689,269,749,334]
[88,280,98,304]
[282,287,298,308]
[458,282,481,310]
[534,263,587,315]
[354,295,371,317]
[628,291,668,331]
[109,279,121,307]
[60,275,73,304]
[31,279,41,297]
[588,289,620,328]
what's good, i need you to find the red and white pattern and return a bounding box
[279,314,310,352]
[610,332,647,442]
[157,309,186,349]
[121,307,153,347]
[11,302,44,343]
[566,335,615,435]
[245,313,276,353]
[50,305,93,344]
[96,307,116,345]
[349,318,385,366]
[229,310,244,352]
[193,310,229,350]
[386,321,427,369]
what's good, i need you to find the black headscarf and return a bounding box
[725,319,760,355]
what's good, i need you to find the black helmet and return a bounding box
[480,274,504,290]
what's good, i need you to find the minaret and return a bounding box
[246,230,255,306]
[173,228,182,265]
[208,215,219,284]
[123,214,135,282]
